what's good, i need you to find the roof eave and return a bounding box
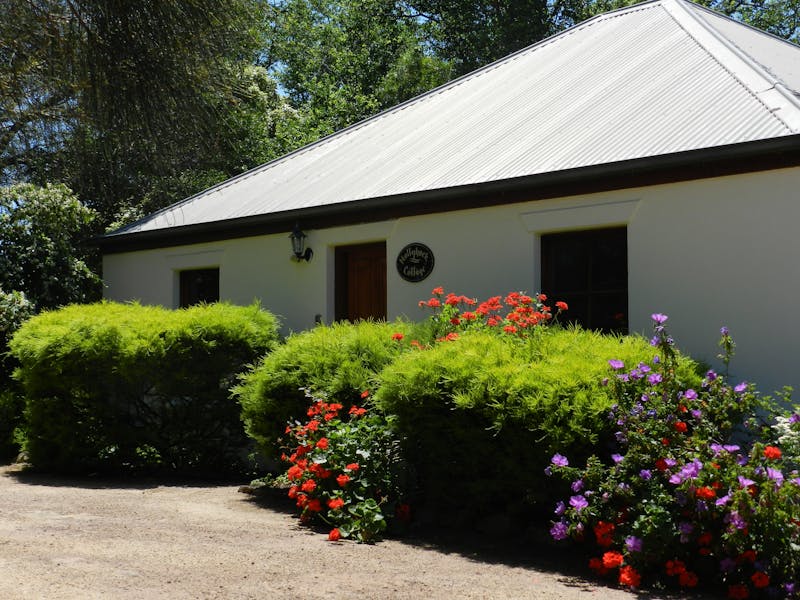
[97,134,800,254]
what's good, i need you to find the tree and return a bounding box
[407,0,553,75]
[0,183,100,310]
[264,0,452,135]
[1,0,300,227]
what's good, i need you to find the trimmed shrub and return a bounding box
[374,327,701,520]
[235,320,412,460]
[10,301,279,474]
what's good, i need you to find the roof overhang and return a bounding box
[98,134,800,254]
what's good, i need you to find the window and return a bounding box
[541,227,627,333]
[179,268,219,308]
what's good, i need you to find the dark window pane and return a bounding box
[179,268,219,308]
[541,227,627,333]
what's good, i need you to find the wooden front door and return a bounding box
[335,242,387,322]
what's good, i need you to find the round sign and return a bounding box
[396,243,435,283]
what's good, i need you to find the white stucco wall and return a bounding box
[104,167,800,395]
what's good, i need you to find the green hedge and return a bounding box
[10,301,279,474]
[374,328,702,519]
[235,320,412,459]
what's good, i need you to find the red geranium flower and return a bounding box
[306,498,322,512]
[588,557,609,576]
[328,528,341,541]
[336,474,350,487]
[327,497,345,510]
[665,559,686,576]
[763,446,782,460]
[673,421,688,433]
[395,503,411,522]
[728,584,750,599]
[287,465,304,480]
[361,390,370,399]
[345,463,360,471]
[618,565,641,588]
[602,551,624,569]
[316,437,329,450]
[301,479,317,493]
[555,301,569,311]
[679,571,699,588]
[696,486,716,500]
[751,572,770,588]
[432,287,444,295]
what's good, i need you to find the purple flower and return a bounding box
[734,382,748,393]
[724,444,740,453]
[683,389,698,400]
[720,558,737,573]
[639,469,652,480]
[784,583,797,596]
[647,373,662,385]
[767,467,784,486]
[651,313,668,324]
[551,453,569,467]
[669,473,683,485]
[625,536,643,553]
[608,359,624,370]
[653,355,660,364]
[715,494,731,507]
[710,443,724,455]
[611,454,624,464]
[738,476,755,488]
[664,458,677,468]
[706,369,717,381]
[691,409,703,420]
[727,510,747,530]
[554,501,566,516]
[617,373,629,382]
[571,479,584,492]
[569,495,588,512]
[720,326,729,336]
[550,520,569,540]
[650,336,660,347]
[789,413,800,424]
[679,521,694,543]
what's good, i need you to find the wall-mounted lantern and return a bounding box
[290,224,313,262]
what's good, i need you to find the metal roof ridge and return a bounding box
[664,0,800,131]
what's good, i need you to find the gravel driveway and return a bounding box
[0,463,682,599]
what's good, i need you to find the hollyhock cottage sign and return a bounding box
[396,243,434,283]
[98,0,800,394]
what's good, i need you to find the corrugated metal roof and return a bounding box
[111,0,800,238]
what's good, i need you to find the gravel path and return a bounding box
[0,464,680,599]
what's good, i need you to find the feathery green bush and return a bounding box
[10,301,279,474]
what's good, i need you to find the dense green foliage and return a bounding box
[1,0,298,226]
[235,320,413,458]
[10,302,279,474]
[0,289,34,459]
[374,328,701,518]
[0,183,101,309]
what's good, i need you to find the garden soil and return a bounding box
[0,464,689,600]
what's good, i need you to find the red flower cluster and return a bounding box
[763,445,782,460]
[594,521,615,547]
[283,400,367,526]
[419,287,568,341]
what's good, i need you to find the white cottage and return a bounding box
[100,0,800,394]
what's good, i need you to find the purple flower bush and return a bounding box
[548,316,800,598]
